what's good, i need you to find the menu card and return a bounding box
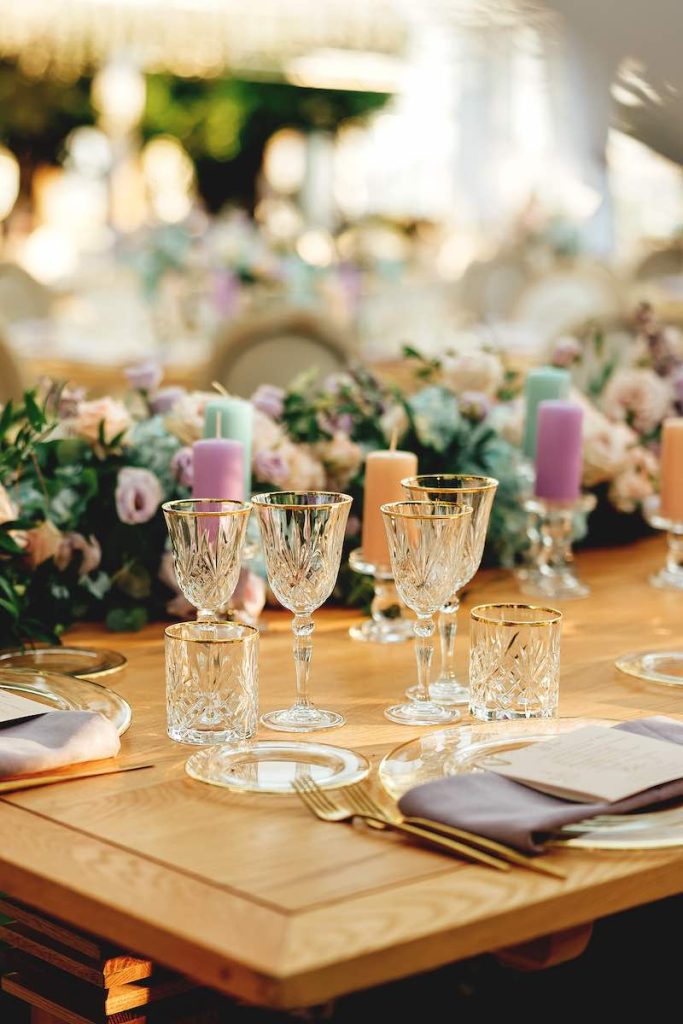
[486,725,683,803]
[0,691,55,727]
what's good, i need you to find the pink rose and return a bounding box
[171,446,194,488]
[125,361,163,392]
[230,568,266,622]
[314,432,363,488]
[71,397,132,446]
[602,369,672,434]
[608,446,659,513]
[551,335,582,368]
[164,391,215,445]
[251,384,285,420]
[150,386,185,415]
[159,550,194,618]
[115,468,163,525]
[253,449,290,487]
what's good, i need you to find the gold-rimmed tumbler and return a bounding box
[381,501,472,725]
[469,604,562,721]
[402,474,498,705]
[165,620,259,744]
[163,499,251,621]
[252,491,352,732]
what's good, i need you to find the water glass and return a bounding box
[165,620,259,744]
[469,603,562,721]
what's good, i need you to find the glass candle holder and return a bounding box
[348,548,413,644]
[165,620,259,745]
[518,494,596,600]
[163,499,251,621]
[469,603,562,721]
[644,495,683,591]
[401,474,498,705]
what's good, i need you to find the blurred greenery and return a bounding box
[0,60,388,210]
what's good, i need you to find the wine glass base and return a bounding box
[518,570,590,600]
[349,618,413,643]
[649,568,683,591]
[261,707,345,732]
[404,680,469,705]
[384,702,461,726]
[616,650,683,687]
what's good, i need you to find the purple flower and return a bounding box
[171,446,194,488]
[253,449,289,486]
[551,335,582,368]
[150,386,185,414]
[458,390,492,422]
[251,384,285,420]
[125,361,163,393]
[115,467,163,525]
[316,410,354,435]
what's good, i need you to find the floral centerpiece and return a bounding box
[0,303,678,646]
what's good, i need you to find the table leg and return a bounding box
[495,922,594,971]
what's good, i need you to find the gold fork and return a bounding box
[293,776,509,871]
[346,783,565,880]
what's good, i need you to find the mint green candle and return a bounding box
[204,398,253,497]
[522,367,571,459]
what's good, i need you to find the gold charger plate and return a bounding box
[0,668,132,735]
[0,645,127,679]
[379,718,683,851]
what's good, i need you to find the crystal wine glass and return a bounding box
[401,475,498,705]
[381,500,473,725]
[251,490,352,732]
[163,499,251,621]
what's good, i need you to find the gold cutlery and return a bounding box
[0,762,155,795]
[293,776,509,871]
[346,784,565,880]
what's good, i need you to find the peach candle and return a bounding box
[659,417,683,521]
[361,449,418,567]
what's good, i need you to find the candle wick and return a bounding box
[211,380,230,397]
[390,422,399,451]
[216,413,222,439]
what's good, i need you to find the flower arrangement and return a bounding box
[0,304,675,645]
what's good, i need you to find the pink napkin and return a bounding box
[0,711,120,777]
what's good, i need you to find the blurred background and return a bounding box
[0,0,682,398]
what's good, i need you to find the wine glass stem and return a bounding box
[438,595,460,681]
[197,608,222,622]
[414,615,435,703]
[292,613,314,710]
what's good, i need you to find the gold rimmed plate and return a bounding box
[379,718,683,850]
[615,651,683,688]
[0,645,127,679]
[0,668,132,736]
[186,741,370,794]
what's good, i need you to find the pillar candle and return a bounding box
[204,398,253,497]
[523,367,571,459]
[192,438,244,501]
[659,417,683,521]
[362,450,418,567]
[534,400,583,502]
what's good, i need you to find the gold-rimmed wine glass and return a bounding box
[252,490,352,732]
[381,500,473,725]
[163,499,251,621]
[401,474,498,705]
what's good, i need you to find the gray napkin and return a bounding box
[0,711,120,777]
[398,717,683,853]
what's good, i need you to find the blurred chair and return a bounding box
[208,309,351,396]
[0,323,26,403]
[512,265,623,346]
[0,262,51,323]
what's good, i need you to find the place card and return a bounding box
[486,725,683,803]
[0,691,55,727]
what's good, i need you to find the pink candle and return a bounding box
[362,449,418,567]
[659,417,683,521]
[192,439,244,501]
[534,400,583,502]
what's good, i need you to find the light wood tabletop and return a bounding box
[0,536,682,1009]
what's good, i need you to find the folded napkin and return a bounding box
[399,717,683,853]
[0,711,120,777]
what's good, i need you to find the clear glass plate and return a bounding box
[186,741,370,794]
[379,718,683,850]
[615,651,683,688]
[0,668,132,735]
[0,645,127,679]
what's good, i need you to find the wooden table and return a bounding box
[1,537,682,1011]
